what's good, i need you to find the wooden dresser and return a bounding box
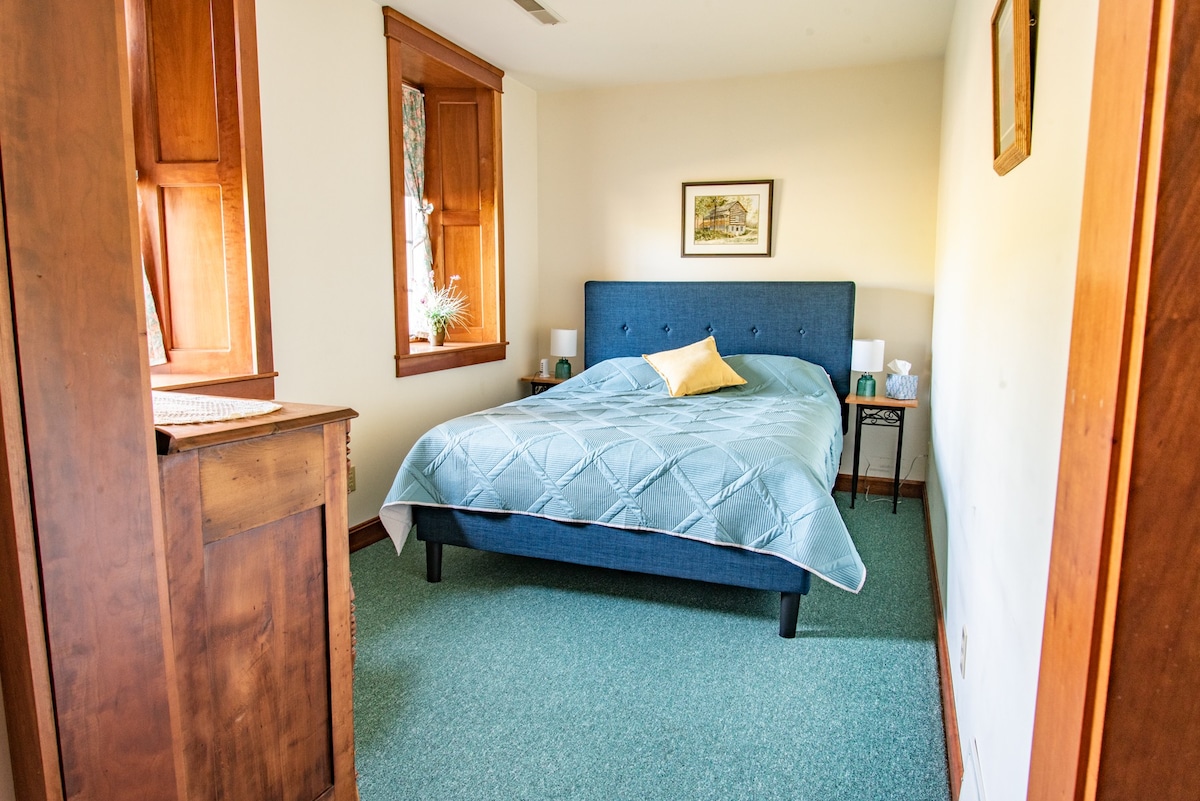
[155,402,359,801]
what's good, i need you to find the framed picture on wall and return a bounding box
[991,0,1033,175]
[681,180,774,257]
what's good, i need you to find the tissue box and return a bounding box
[885,374,918,400]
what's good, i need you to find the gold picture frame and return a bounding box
[991,0,1033,175]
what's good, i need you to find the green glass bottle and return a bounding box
[856,372,876,397]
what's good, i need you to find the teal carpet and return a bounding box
[351,493,949,801]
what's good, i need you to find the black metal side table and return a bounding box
[846,392,919,513]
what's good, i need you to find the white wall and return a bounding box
[255,0,540,526]
[929,1,1099,798]
[537,60,943,481]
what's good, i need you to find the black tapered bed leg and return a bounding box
[425,541,443,583]
[779,592,801,638]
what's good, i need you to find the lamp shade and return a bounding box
[550,328,577,358]
[851,339,885,373]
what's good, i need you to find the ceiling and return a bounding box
[374,0,957,92]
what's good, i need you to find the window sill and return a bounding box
[395,341,507,378]
[150,371,278,400]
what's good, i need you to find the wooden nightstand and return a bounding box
[520,374,567,395]
[845,392,918,513]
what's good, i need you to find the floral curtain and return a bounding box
[402,84,435,337]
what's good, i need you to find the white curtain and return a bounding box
[402,85,434,337]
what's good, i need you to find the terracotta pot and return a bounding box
[431,327,446,347]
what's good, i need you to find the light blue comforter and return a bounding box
[380,355,865,592]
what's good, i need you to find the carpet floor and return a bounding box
[350,492,949,801]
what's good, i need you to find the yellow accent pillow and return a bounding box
[643,336,747,397]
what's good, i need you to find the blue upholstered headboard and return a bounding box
[584,281,856,399]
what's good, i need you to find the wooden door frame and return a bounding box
[0,0,184,797]
[1028,0,1181,797]
[0,154,64,801]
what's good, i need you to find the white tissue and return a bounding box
[887,359,912,375]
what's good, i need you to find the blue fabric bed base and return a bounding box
[413,507,812,636]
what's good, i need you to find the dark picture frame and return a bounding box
[991,0,1033,175]
[681,180,774,257]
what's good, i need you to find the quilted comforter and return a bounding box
[379,355,865,592]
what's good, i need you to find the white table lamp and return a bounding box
[851,339,885,397]
[551,328,577,379]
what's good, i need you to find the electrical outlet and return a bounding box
[347,465,357,493]
[960,626,968,679]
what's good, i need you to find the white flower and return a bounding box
[422,281,470,332]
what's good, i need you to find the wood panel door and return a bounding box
[425,86,501,344]
[0,0,185,797]
[1089,0,1200,795]
[127,0,273,381]
[1029,0,1200,798]
[0,149,66,801]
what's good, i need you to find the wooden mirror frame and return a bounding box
[991,0,1034,175]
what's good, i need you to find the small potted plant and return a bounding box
[420,276,470,346]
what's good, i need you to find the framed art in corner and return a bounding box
[991,0,1033,175]
[681,180,774,257]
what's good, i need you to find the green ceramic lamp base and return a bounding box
[555,358,572,379]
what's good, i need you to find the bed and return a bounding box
[380,281,863,637]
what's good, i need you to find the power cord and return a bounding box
[858,454,928,506]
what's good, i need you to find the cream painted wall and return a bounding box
[255,0,540,526]
[929,0,1099,798]
[536,61,942,482]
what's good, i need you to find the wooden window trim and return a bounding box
[148,370,279,400]
[383,8,506,378]
[383,11,503,92]
[127,0,275,399]
[394,341,509,378]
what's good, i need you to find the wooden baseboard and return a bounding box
[833,473,924,498]
[923,485,963,800]
[349,517,388,552]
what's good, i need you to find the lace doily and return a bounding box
[152,391,282,426]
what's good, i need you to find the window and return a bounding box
[401,84,435,340]
[383,9,507,378]
[126,0,276,398]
